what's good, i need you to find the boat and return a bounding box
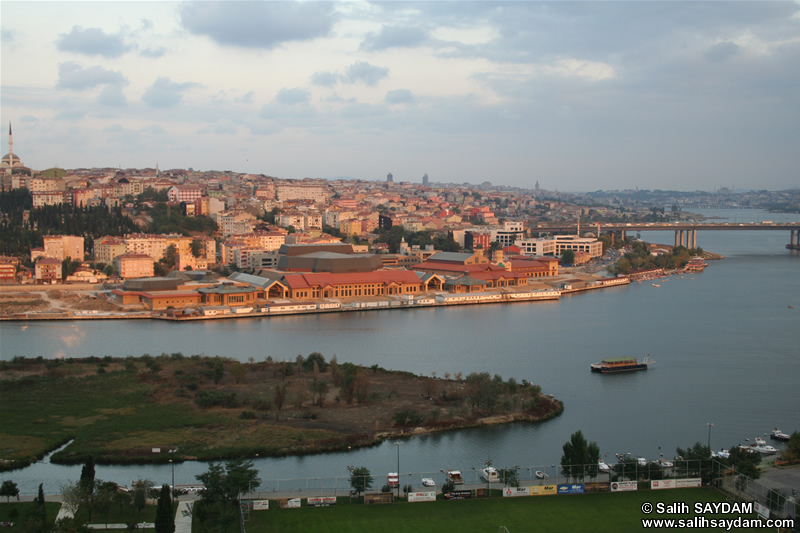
[446,470,464,484]
[770,428,791,441]
[711,449,730,460]
[739,443,778,455]
[421,478,435,487]
[637,457,647,467]
[652,283,661,287]
[755,437,767,446]
[535,471,548,479]
[591,356,655,373]
[481,466,499,483]
[387,472,399,487]
[598,461,611,473]
[656,459,674,468]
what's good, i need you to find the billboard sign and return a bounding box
[408,492,436,503]
[307,497,337,507]
[530,485,557,496]
[610,481,637,492]
[503,487,530,497]
[557,484,585,495]
[651,480,676,490]
[444,490,472,500]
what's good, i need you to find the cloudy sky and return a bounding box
[2,1,799,191]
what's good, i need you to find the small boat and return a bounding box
[387,472,399,487]
[652,283,661,287]
[598,461,611,473]
[446,470,464,484]
[535,471,548,479]
[755,437,767,447]
[656,459,674,468]
[637,457,647,467]
[770,428,791,441]
[481,466,499,483]
[711,449,730,459]
[591,356,654,373]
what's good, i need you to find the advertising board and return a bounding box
[610,481,637,492]
[502,487,530,497]
[584,482,610,493]
[364,493,393,504]
[675,478,701,488]
[408,492,436,503]
[307,496,337,507]
[651,479,676,490]
[280,498,301,509]
[557,484,585,495]
[443,490,472,500]
[530,485,557,496]
[251,500,269,511]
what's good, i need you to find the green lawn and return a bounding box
[0,501,61,531]
[235,489,775,533]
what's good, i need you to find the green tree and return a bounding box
[195,459,259,505]
[498,467,520,487]
[560,249,576,265]
[560,430,599,481]
[349,466,373,496]
[94,481,118,528]
[675,442,713,485]
[154,484,174,533]
[51,517,91,533]
[0,480,19,502]
[213,357,224,385]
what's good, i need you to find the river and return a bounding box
[1,209,798,495]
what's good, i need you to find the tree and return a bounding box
[349,466,373,496]
[560,430,599,481]
[675,442,713,485]
[80,456,96,494]
[498,467,520,487]
[51,517,91,533]
[155,484,174,533]
[0,480,19,502]
[561,249,576,265]
[195,459,259,505]
[94,481,118,528]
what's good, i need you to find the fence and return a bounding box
[241,459,719,498]
[712,460,798,521]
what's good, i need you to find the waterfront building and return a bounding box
[515,238,557,257]
[553,235,603,258]
[114,253,154,279]
[281,269,424,300]
[34,257,62,284]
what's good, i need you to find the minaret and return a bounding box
[8,123,13,168]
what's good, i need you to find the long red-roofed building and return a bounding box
[281,270,428,300]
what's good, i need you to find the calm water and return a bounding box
[2,209,799,494]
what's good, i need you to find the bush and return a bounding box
[239,410,257,420]
[195,390,238,408]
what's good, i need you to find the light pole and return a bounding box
[485,458,492,497]
[169,448,178,497]
[393,441,402,500]
[347,466,354,502]
[707,423,714,451]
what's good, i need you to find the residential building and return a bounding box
[114,253,155,279]
[43,235,84,261]
[35,257,62,283]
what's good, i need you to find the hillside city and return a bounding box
[1,129,798,317]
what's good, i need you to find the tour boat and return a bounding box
[591,356,654,373]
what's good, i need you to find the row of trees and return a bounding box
[611,242,704,275]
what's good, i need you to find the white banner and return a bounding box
[285,498,301,509]
[503,487,530,497]
[610,481,637,492]
[675,478,701,488]
[408,492,436,502]
[651,479,676,490]
[754,502,770,520]
[251,500,269,511]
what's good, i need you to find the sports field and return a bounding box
[239,488,778,532]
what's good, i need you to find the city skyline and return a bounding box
[2,1,799,191]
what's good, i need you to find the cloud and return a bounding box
[56,26,132,58]
[384,89,416,105]
[310,71,340,87]
[705,41,741,62]
[57,62,128,90]
[343,61,389,86]
[275,87,311,106]
[142,77,200,108]
[1,27,19,48]
[361,25,428,51]
[97,85,127,107]
[140,46,167,58]
[180,1,334,49]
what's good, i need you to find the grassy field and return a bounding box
[0,502,61,530]
[233,489,776,533]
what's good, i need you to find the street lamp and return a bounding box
[347,466,354,502]
[169,448,178,497]
[393,441,402,500]
[707,423,714,451]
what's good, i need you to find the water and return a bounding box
[1,209,799,494]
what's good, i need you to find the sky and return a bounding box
[1,1,799,192]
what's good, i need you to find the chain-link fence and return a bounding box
[712,460,799,522]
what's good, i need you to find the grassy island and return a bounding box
[0,354,562,470]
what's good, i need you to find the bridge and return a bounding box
[535,222,800,249]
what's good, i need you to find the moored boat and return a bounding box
[770,428,791,441]
[535,470,548,479]
[481,466,499,483]
[591,356,654,373]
